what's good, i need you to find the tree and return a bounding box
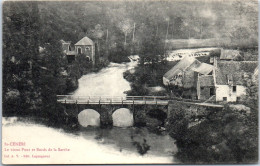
[3,1,42,114]
[139,27,164,67]
[91,24,104,57]
[118,19,133,46]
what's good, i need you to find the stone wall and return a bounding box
[62,103,168,129]
[167,100,223,125]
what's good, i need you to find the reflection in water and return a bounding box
[79,127,177,157]
[2,118,176,164]
[132,138,150,155]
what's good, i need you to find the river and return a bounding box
[2,58,178,164]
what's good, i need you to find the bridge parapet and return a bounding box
[57,95,169,105]
[57,95,223,107]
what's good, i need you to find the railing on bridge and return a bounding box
[57,95,223,107]
[57,95,169,105]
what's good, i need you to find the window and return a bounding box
[201,87,204,90]
[233,86,236,92]
[85,47,90,51]
[237,97,241,101]
[223,97,227,101]
[210,57,214,63]
[86,56,90,62]
[210,88,214,96]
[78,47,82,54]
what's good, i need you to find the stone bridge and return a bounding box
[57,95,223,128]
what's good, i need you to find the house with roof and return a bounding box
[219,49,240,61]
[163,57,199,87]
[163,56,215,88]
[197,75,215,100]
[214,61,258,102]
[61,36,95,64]
[61,40,76,63]
[163,48,258,102]
[75,36,95,63]
[61,40,72,53]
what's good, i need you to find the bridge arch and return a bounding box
[146,109,167,126]
[78,109,100,127]
[112,108,134,127]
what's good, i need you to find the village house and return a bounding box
[197,75,215,100]
[74,36,95,62]
[163,48,258,102]
[214,61,258,102]
[61,40,72,53]
[219,49,241,61]
[61,36,95,64]
[163,56,214,88]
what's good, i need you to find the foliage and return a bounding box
[124,60,177,96]
[3,1,42,114]
[139,33,165,65]
[108,43,131,63]
[2,2,108,126]
[168,102,258,164]
[209,48,221,57]
[35,1,257,58]
[239,48,258,61]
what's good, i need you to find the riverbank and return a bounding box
[123,60,179,96]
[166,101,258,164]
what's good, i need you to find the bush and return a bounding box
[108,44,131,63]
[168,103,258,164]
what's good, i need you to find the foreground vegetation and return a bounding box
[167,102,258,164]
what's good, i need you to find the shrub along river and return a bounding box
[2,57,178,164]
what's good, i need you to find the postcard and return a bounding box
[2,0,258,164]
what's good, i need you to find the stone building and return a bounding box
[61,40,72,53]
[163,48,258,102]
[75,36,95,64]
[61,36,95,64]
[197,75,215,100]
[214,61,258,102]
[163,56,214,88]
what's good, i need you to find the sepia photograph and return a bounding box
[2,0,259,164]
